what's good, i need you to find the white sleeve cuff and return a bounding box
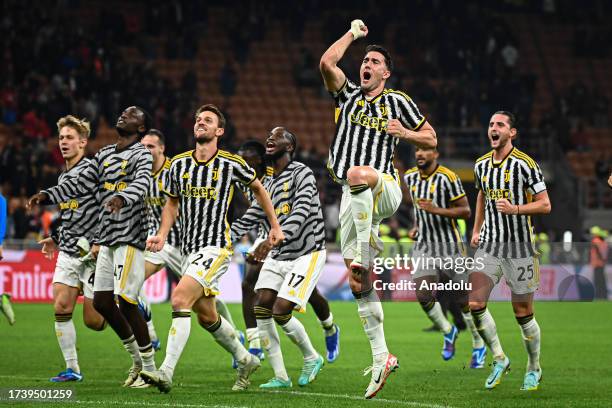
[528,181,546,195]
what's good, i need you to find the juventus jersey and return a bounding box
[328,79,425,183]
[165,149,256,255]
[474,147,546,258]
[51,157,99,257]
[235,166,273,240]
[231,161,326,261]
[236,166,273,205]
[146,158,180,247]
[404,164,466,255]
[44,141,152,250]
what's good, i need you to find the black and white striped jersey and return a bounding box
[474,147,546,258]
[404,165,466,256]
[231,161,326,261]
[235,167,273,240]
[146,157,180,247]
[51,157,99,257]
[236,166,273,204]
[165,149,256,255]
[43,141,152,250]
[237,182,255,205]
[328,79,425,183]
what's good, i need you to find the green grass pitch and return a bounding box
[0,301,609,407]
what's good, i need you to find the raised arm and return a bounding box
[249,178,284,245]
[319,20,367,92]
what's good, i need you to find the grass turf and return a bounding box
[0,301,609,407]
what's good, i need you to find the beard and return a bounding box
[116,126,131,137]
[490,135,509,148]
[360,82,375,93]
[265,149,287,162]
[195,134,213,145]
[416,159,432,170]
[360,75,379,93]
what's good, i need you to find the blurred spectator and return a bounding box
[0,186,5,260]
[501,41,519,70]
[0,0,609,244]
[594,154,610,207]
[324,198,339,242]
[570,122,589,152]
[294,47,318,89]
[22,108,51,140]
[590,226,609,299]
[181,66,197,96]
[220,59,237,97]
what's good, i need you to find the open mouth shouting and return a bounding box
[265,141,276,155]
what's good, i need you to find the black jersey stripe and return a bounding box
[44,143,152,250]
[474,149,546,257]
[328,79,424,182]
[167,149,256,255]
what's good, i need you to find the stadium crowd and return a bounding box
[0,0,610,244]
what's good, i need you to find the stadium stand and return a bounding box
[1,0,611,245]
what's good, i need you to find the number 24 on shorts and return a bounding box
[191,253,214,269]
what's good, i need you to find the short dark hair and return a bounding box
[134,106,152,137]
[239,140,265,159]
[282,128,297,158]
[195,104,226,129]
[365,44,394,72]
[494,110,517,129]
[145,128,165,145]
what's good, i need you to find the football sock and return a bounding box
[121,335,142,367]
[472,307,505,360]
[215,298,236,329]
[354,288,388,361]
[159,310,191,379]
[275,314,318,361]
[349,184,373,265]
[319,313,337,336]
[517,314,541,372]
[55,313,80,373]
[256,306,289,381]
[246,327,261,349]
[201,315,249,363]
[461,305,484,348]
[421,300,452,334]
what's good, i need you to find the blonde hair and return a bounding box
[56,115,91,139]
